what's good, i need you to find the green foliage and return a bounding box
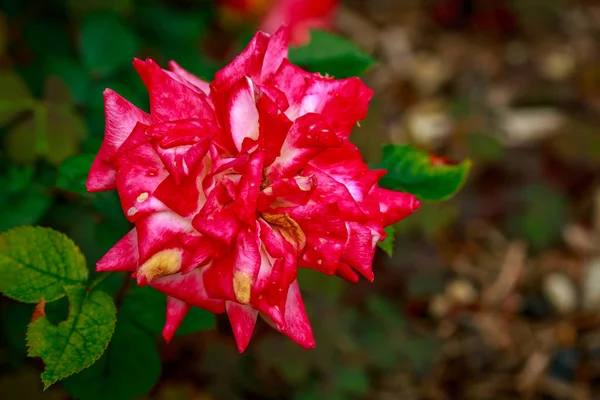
[378,225,395,257]
[61,320,161,400]
[0,166,52,231]
[27,285,116,388]
[2,75,87,166]
[378,144,471,201]
[121,285,216,336]
[79,12,138,77]
[0,227,88,303]
[289,30,375,78]
[56,154,95,195]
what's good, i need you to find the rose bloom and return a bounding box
[87,27,419,352]
[220,0,338,45]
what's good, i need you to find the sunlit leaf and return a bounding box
[0,227,88,303]
[289,30,375,78]
[61,320,161,400]
[27,285,116,388]
[378,144,471,201]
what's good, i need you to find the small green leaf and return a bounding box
[26,285,117,388]
[378,225,395,257]
[61,320,161,400]
[57,154,95,195]
[288,30,375,78]
[378,144,471,201]
[0,71,34,126]
[121,285,216,336]
[0,227,88,303]
[80,12,138,77]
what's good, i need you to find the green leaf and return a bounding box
[27,285,116,388]
[80,12,138,77]
[121,285,216,336]
[0,187,52,231]
[61,320,161,400]
[378,144,471,201]
[378,225,395,257]
[57,154,95,195]
[288,30,375,78]
[0,227,88,303]
[0,71,34,126]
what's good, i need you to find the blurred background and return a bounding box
[1,0,600,399]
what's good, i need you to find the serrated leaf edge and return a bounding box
[25,286,117,389]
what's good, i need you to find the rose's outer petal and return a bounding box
[226,301,258,353]
[168,61,211,95]
[150,268,226,313]
[267,113,340,181]
[163,296,191,343]
[87,89,150,192]
[373,188,421,226]
[133,58,214,123]
[212,26,288,94]
[341,221,380,281]
[96,228,138,272]
[271,60,373,139]
[112,124,170,221]
[135,211,194,263]
[278,280,315,348]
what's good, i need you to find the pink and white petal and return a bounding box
[374,188,421,226]
[340,221,380,281]
[153,173,203,218]
[226,302,258,353]
[133,58,214,123]
[146,118,219,149]
[181,234,228,273]
[257,174,316,211]
[270,60,373,139]
[267,113,340,181]
[203,251,237,302]
[256,89,293,166]
[96,229,138,272]
[335,261,360,283]
[192,183,240,244]
[233,151,264,224]
[136,211,195,263]
[224,77,260,152]
[260,25,290,82]
[150,269,225,313]
[168,61,211,95]
[112,125,169,221]
[308,141,377,202]
[212,31,270,93]
[87,89,150,192]
[232,226,262,303]
[277,281,315,349]
[163,296,191,343]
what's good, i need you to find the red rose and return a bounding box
[87,27,419,352]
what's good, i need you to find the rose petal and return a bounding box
[163,296,191,343]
